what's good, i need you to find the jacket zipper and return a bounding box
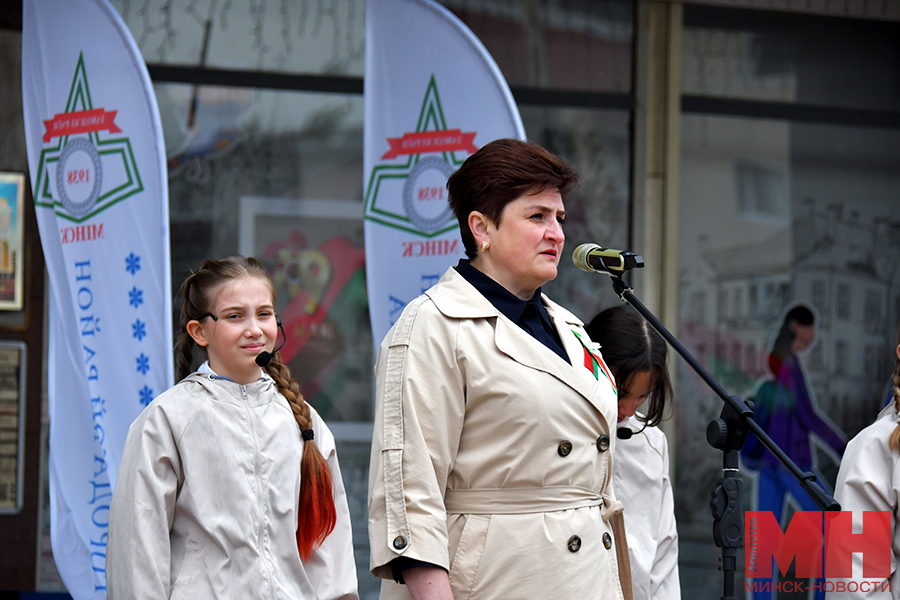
[242,384,276,600]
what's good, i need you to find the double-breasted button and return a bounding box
[567,535,582,552]
[602,532,612,549]
[558,440,573,457]
[596,434,610,452]
[393,536,407,550]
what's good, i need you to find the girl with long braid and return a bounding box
[826,325,900,599]
[108,256,358,600]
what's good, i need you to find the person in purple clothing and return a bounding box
[743,304,847,599]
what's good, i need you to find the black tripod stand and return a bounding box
[586,254,839,600]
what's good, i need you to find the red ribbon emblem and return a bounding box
[382,129,477,159]
[43,108,121,143]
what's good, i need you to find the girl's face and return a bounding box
[618,370,654,423]
[187,276,278,384]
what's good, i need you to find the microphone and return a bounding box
[572,243,644,276]
[616,428,633,440]
[256,315,287,367]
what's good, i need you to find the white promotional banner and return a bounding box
[364,0,526,347]
[21,1,173,597]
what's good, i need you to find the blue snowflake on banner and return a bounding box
[136,353,150,375]
[139,385,154,407]
[125,252,141,275]
[129,286,144,308]
[132,318,147,341]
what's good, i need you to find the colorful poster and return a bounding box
[364,0,526,347]
[21,1,173,597]
[0,173,25,311]
[239,197,372,421]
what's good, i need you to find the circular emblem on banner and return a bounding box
[56,137,103,216]
[402,157,455,234]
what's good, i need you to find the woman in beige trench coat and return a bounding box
[368,139,632,600]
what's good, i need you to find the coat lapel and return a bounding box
[428,267,616,419]
[493,301,613,417]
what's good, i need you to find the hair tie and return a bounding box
[301,428,315,441]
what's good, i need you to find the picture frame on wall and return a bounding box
[0,340,26,514]
[0,173,25,312]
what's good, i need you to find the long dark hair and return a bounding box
[176,256,336,561]
[768,304,815,375]
[585,305,673,427]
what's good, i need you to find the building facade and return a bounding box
[1,0,899,597]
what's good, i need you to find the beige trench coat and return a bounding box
[368,267,632,600]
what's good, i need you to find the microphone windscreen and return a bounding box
[572,243,600,272]
[616,428,633,440]
[255,352,272,367]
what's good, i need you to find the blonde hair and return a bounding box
[176,256,336,560]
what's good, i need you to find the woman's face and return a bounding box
[618,370,654,423]
[791,322,815,352]
[471,188,565,300]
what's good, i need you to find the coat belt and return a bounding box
[444,486,622,520]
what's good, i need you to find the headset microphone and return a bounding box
[256,315,287,367]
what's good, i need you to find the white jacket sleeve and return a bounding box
[305,409,360,600]
[106,405,182,600]
[650,435,681,600]
[826,417,900,600]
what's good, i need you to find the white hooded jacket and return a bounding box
[614,415,681,600]
[107,371,358,600]
[826,403,900,599]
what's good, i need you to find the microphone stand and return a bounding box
[600,270,839,600]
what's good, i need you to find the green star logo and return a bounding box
[34,53,143,223]
[364,75,477,238]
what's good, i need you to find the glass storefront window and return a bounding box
[156,83,367,421]
[683,5,900,112]
[525,106,633,317]
[678,7,900,597]
[111,0,366,76]
[442,0,633,93]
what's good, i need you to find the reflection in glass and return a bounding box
[677,112,900,596]
[157,83,368,423]
[522,107,632,321]
[112,0,365,76]
[442,0,633,93]
[683,6,900,112]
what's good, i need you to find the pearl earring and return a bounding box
[481,240,489,251]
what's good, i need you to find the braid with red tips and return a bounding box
[265,353,336,561]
